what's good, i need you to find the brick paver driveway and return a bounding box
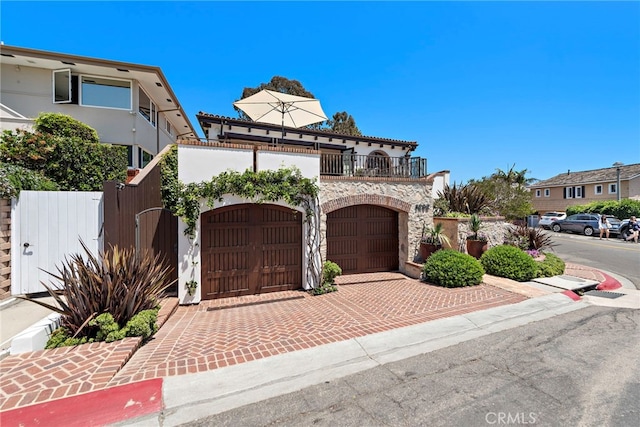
[109,273,525,385]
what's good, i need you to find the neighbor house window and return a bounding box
[535,189,541,197]
[564,187,574,199]
[575,186,583,199]
[595,184,603,195]
[53,69,72,103]
[609,183,617,194]
[81,75,131,109]
[138,148,153,168]
[544,189,550,197]
[138,88,156,126]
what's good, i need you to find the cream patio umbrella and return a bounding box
[233,89,328,142]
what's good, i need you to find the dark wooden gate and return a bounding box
[201,204,302,299]
[326,204,398,275]
[103,159,177,292]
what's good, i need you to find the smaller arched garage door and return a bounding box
[201,204,302,299]
[326,204,399,274]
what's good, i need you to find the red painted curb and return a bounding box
[1,378,163,427]
[596,272,622,291]
[562,290,581,301]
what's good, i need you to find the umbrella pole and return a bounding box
[280,107,284,146]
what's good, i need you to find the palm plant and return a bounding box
[421,222,452,247]
[468,213,482,240]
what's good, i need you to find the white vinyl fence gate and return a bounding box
[11,191,103,295]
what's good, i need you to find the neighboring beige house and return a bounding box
[528,163,640,214]
[173,114,441,303]
[0,45,198,170]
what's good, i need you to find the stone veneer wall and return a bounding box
[0,198,11,300]
[433,216,510,254]
[319,176,433,274]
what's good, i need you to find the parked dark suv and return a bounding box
[551,213,621,236]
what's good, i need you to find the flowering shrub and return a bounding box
[525,249,541,258]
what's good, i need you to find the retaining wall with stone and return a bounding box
[433,216,511,255]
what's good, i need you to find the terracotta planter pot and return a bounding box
[466,239,488,259]
[420,242,442,261]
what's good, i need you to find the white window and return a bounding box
[544,189,550,197]
[138,88,156,127]
[575,186,583,198]
[609,183,617,194]
[164,116,173,136]
[535,189,541,197]
[595,184,603,195]
[565,187,574,199]
[52,69,72,103]
[81,75,131,109]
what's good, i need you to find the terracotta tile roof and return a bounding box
[529,163,640,188]
[196,112,418,148]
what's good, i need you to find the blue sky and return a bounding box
[2,1,639,184]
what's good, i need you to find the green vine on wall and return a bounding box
[160,145,320,238]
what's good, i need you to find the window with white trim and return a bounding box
[564,187,574,199]
[138,88,156,126]
[53,69,72,103]
[535,189,541,197]
[595,184,603,195]
[575,186,583,198]
[81,75,131,109]
[609,183,617,194]
[164,116,173,136]
[544,189,550,197]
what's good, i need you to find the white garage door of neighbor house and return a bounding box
[12,191,103,295]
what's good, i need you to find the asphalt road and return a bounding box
[185,306,639,427]
[546,231,640,289]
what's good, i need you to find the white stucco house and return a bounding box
[0,44,198,170]
[174,114,446,304]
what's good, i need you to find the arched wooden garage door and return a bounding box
[201,204,302,299]
[326,204,399,274]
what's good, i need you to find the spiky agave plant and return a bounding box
[506,224,557,251]
[19,240,174,339]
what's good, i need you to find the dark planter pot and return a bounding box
[420,242,442,261]
[466,239,488,259]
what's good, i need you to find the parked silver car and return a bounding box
[551,213,621,236]
[538,212,566,229]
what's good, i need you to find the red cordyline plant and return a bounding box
[19,240,174,339]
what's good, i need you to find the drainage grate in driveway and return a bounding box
[584,290,624,299]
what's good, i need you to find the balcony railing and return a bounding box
[320,153,427,178]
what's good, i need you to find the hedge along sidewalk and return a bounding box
[0,296,179,412]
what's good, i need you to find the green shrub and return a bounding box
[0,113,128,191]
[423,249,485,287]
[322,261,342,285]
[535,253,565,278]
[47,308,160,348]
[124,309,159,339]
[0,162,59,197]
[311,261,342,295]
[34,112,99,143]
[481,245,537,282]
[45,328,91,349]
[566,199,640,219]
